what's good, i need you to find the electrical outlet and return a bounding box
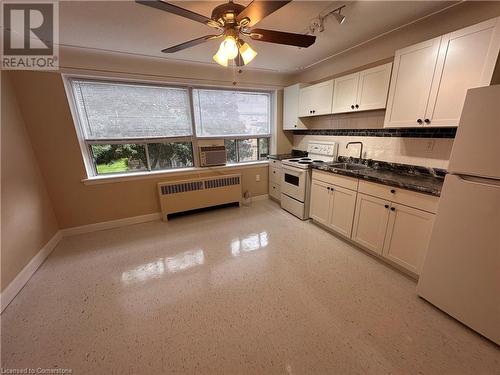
[426,140,435,152]
[255,174,260,182]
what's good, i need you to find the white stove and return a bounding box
[281,141,338,220]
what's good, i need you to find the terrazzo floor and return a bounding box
[1,199,498,374]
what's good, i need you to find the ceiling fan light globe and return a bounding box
[220,36,239,59]
[213,48,229,67]
[239,42,257,65]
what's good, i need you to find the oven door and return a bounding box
[281,165,307,202]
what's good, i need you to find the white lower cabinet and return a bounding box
[351,193,390,255]
[268,160,282,201]
[310,179,357,238]
[382,203,435,274]
[329,185,357,238]
[310,172,437,276]
[310,180,331,225]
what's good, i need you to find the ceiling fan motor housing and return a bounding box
[211,2,245,26]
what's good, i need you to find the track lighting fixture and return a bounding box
[333,8,346,25]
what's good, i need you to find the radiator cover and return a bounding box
[158,174,242,221]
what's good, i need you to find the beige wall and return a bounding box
[1,72,59,291]
[289,2,500,84]
[9,70,269,229]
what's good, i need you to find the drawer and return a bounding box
[312,170,358,191]
[269,159,282,168]
[358,180,439,213]
[269,183,280,200]
[269,167,281,185]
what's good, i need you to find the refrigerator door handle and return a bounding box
[457,174,500,188]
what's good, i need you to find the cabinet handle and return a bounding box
[417,118,423,124]
[390,189,396,194]
[273,171,276,174]
[384,204,389,209]
[351,105,355,109]
[313,110,316,113]
[294,125,297,128]
[390,207,395,211]
[424,119,431,124]
[355,104,359,109]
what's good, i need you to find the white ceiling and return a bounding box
[59,1,458,72]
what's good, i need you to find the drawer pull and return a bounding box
[390,207,395,211]
[384,204,389,209]
[390,189,396,194]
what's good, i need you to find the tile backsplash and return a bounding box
[292,110,455,169]
[294,134,453,169]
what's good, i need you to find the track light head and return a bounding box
[333,10,345,25]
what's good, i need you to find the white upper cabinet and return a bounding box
[384,37,442,128]
[385,17,500,128]
[332,63,392,114]
[356,63,393,112]
[425,18,500,127]
[298,80,334,117]
[332,72,359,113]
[283,84,307,130]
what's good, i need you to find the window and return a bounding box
[224,138,269,163]
[66,77,272,177]
[193,88,271,137]
[71,80,192,139]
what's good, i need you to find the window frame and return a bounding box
[63,74,273,178]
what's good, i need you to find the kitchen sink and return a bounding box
[327,162,369,171]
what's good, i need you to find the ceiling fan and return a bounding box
[136,0,316,67]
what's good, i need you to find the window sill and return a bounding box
[82,160,270,186]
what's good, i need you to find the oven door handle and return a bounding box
[282,165,306,175]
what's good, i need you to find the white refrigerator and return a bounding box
[417,85,500,345]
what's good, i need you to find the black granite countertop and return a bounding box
[268,149,308,161]
[312,157,445,197]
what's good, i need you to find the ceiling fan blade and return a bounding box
[162,34,221,53]
[136,1,222,29]
[250,28,316,48]
[236,1,291,27]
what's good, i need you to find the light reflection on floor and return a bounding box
[231,232,268,256]
[121,249,204,285]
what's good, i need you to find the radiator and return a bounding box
[158,174,242,221]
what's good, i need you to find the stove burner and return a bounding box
[288,159,300,162]
[313,160,324,163]
[298,161,312,164]
[300,158,312,161]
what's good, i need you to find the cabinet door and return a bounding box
[425,17,500,127]
[269,166,281,185]
[383,204,435,274]
[384,37,442,128]
[332,73,359,114]
[283,84,307,129]
[328,185,357,238]
[311,80,334,115]
[352,193,390,254]
[310,180,331,226]
[357,62,392,112]
[269,183,281,201]
[298,86,314,117]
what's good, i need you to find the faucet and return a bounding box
[346,142,364,161]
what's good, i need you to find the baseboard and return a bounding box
[251,194,269,202]
[1,230,63,313]
[60,212,162,237]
